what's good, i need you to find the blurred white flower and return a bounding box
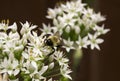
[39,65,48,76]
[0,32,7,42]
[65,25,71,33]
[20,21,37,35]
[58,13,76,27]
[60,65,72,80]
[76,36,89,49]
[82,8,94,18]
[74,26,80,34]
[91,12,106,23]
[8,23,17,32]
[22,60,37,75]
[0,58,19,76]
[40,23,53,35]
[61,0,85,15]
[22,48,43,62]
[94,25,110,36]
[88,33,104,50]
[14,44,24,52]
[31,65,48,81]
[46,8,57,19]
[52,19,64,35]
[8,32,20,41]
[54,51,69,66]
[0,22,8,31]
[63,38,75,52]
[49,62,54,70]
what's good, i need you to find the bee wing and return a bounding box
[54,31,61,37]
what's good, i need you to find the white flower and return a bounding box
[53,51,71,80]
[54,51,69,66]
[2,32,22,54]
[22,48,43,62]
[22,60,37,75]
[88,33,104,50]
[27,32,44,58]
[0,20,72,81]
[61,0,85,14]
[39,65,48,76]
[0,32,7,41]
[55,7,63,15]
[26,34,44,58]
[22,61,47,81]
[42,0,110,53]
[40,46,53,56]
[28,31,41,46]
[63,38,75,52]
[46,8,57,19]
[91,12,106,23]
[0,22,8,31]
[40,23,53,35]
[76,36,89,49]
[82,8,94,18]
[52,19,64,35]
[60,65,72,80]
[82,15,94,30]
[49,62,54,69]
[31,65,48,81]
[8,23,17,32]
[65,25,71,33]
[75,0,86,10]
[58,13,76,27]
[0,58,19,76]
[20,21,37,35]
[74,26,80,34]
[8,32,20,41]
[94,25,110,36]
[0,0,110,80]
[61,1,77,14]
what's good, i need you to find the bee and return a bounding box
[44,32,62,55]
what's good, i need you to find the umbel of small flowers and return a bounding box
[0,21,72,81]
[41,0,110,52]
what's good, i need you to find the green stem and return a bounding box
[73,48,83,81]
[43,67,60,77]
[46,73,61,78]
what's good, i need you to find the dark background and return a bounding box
[0,0,120,81]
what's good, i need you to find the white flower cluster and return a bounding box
[41,0,110,52]
[0,21,72,81]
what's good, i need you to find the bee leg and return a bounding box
[48,47,55,56]
[56,45,61,51]
[43,47,55,64]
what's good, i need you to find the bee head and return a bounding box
[45,39,53,46]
